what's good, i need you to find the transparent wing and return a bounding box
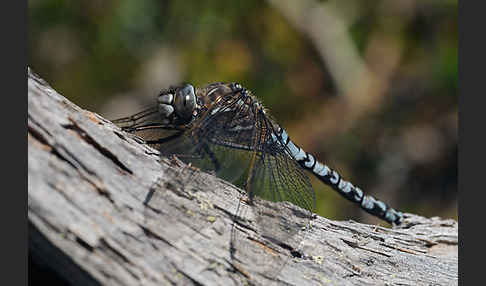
[112,106,162,131]
[230,112,315,280]
[250,142,316,214]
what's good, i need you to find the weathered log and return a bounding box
[28,67,458,286]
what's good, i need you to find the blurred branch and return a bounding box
[267,0,375,102]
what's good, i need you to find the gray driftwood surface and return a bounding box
[28,67,458,286]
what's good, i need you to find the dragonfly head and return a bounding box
[158,84,196,124]
[173,84,196,122]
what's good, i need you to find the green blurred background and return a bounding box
[29,0,457,225]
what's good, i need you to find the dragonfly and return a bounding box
[112,82,403,277]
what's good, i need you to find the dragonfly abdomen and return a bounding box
[275,127,403,225]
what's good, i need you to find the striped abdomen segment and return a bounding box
[275,127,403,225]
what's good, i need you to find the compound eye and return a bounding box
[174,84,196,122]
